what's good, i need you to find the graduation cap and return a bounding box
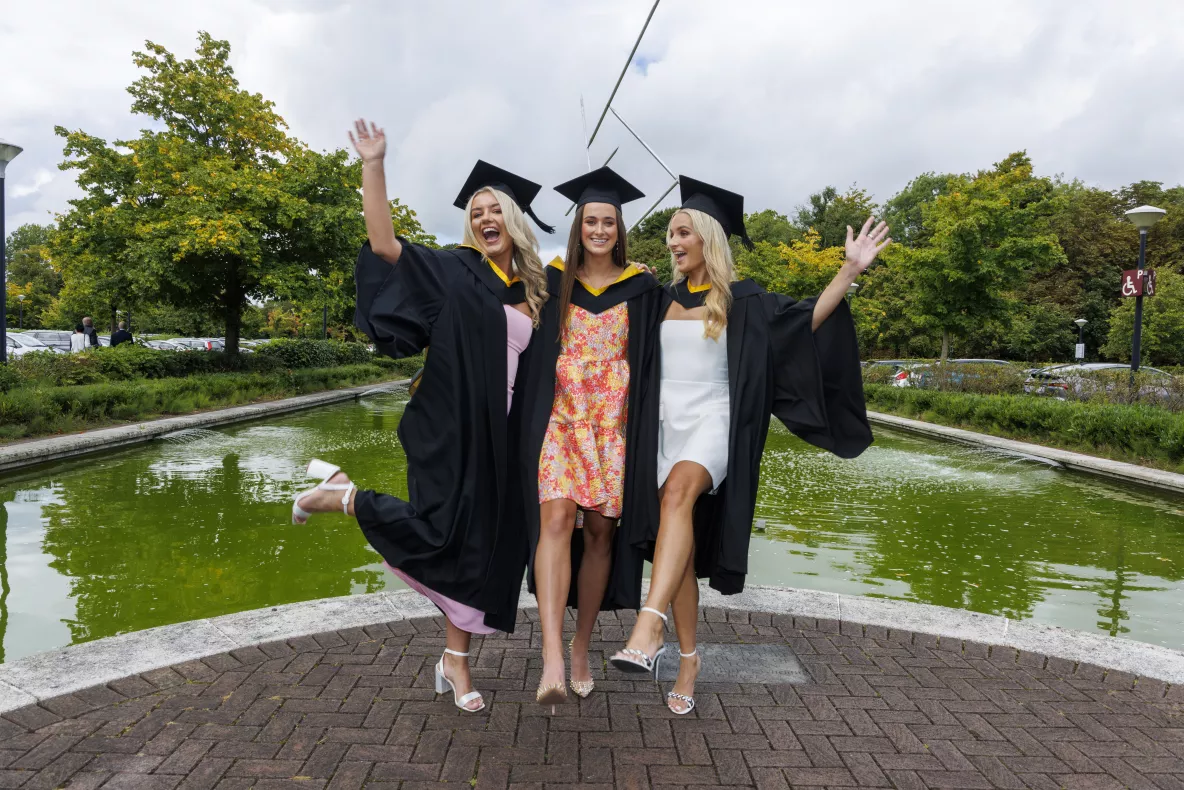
[554,166,645,210]
[678,175,754,250]
[453,160,555,234]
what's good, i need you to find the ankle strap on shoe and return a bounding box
[640,606,668,623]
[680,649,698,658]
[443,648,469,657]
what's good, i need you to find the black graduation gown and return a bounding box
[516,261,663,612]
[634,278,873,595]
[352,240,532,633]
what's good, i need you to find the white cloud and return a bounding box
[3,0,1184,240]
[10,170,53,199]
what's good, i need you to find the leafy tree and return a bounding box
[881,173,955,248]
[4,224,61,329]
[793,185,878,249]
[1103,269,1184,365]
[901,152,1066,360]
[390,199,438,247]
[745,209,801,246]
[53,32,365,353]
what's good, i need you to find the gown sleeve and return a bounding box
[762,294,873,459]
[353,240,463,359]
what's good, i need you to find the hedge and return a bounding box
[864,383,1184,469]
[0,362,414,442]
[6,340,395,389]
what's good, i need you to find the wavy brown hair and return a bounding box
[556,203,628,340]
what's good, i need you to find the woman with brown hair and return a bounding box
[515,166,662,708]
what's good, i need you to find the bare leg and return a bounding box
[535,499,578,691]
[667,553,701,713]
[441,622,483,711]
[571,510,616,685]
[298,471,358,515]
[612,462,712,663]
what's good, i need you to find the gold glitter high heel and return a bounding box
[568,639,594,698]
[536,679,567,714]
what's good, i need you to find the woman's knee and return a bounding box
[582,520,614,554]
[661,475,706,513]
[539,503,577,541]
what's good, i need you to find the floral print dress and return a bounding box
[538,302,629,518]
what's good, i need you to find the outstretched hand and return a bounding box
[349,118,386,163]
[844,216,892,275]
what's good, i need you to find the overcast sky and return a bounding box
[5,0,1184,254]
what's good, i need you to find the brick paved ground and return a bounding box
[0,608,1180,790]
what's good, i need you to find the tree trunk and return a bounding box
[224,261,241,355]
[941,328,950,361]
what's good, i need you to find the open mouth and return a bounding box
[482,227,501,244]
[588,237,610,248]
[673,251,687,263]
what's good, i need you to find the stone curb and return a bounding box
[868,409,1184,495]
[0,379,409,474]
[0,583,1178,714]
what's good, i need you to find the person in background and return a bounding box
[111,322,133,347]
[70,325,89,353]
[81,316,99,347]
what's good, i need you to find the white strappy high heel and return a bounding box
[292,459,355,524]
[435,648,485,712]
[661,649,699,715]
[610,606,668,674]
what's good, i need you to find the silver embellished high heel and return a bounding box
[610,606,667,674]
[292,459,355,524]
[435,648,485,712]
[663,649,699,715]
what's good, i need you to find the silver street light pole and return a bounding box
[0,140,25,365]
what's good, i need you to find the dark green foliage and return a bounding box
[0,363,402,441]
[864,384,1184,469]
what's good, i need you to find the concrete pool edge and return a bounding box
[0,583,1178,713]
[867,410,1184,494]
[0,378,410,474]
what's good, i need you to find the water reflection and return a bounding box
[0,398,1182,662]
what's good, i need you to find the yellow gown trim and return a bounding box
[460,244,520,285]
[686,281,712,293]
[547,257,644,296]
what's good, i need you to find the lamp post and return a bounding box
[846,282,860,302]
[17,295,24,330]
[1124,205,1166,383]
[0,140,24,365]
[1074,318,1087,360]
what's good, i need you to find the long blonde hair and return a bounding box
[461,187,549,326]
[669,208,735,340]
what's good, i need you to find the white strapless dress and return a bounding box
[657,321,730,490]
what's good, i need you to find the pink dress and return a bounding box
[387,304,533,634]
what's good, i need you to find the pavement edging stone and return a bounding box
[868,409,1184,494]
[0,379,410,474]
[0,583,1179,714]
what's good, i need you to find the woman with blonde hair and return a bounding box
[291,119,553,713]
[611,177,886,715]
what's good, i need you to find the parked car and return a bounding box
[21,330,72,353]
[143,339,181,351]
[6,333,55,357]
[890,363,927,388]
[910,358,1014,389]
[1025,363,1172,399]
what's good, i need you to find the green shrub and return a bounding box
[0,363,398,441]
[864,383,1184,467]
[13,350,106,386]
[0,364,18,394]
[256,339,373,369]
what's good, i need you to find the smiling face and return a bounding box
[470,190,511,258]
[580,201,619,258]
[667,211,706,276]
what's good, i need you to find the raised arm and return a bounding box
[811,216,891,331]
[349,118,403,264]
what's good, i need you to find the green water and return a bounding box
[1,393,1182,663]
